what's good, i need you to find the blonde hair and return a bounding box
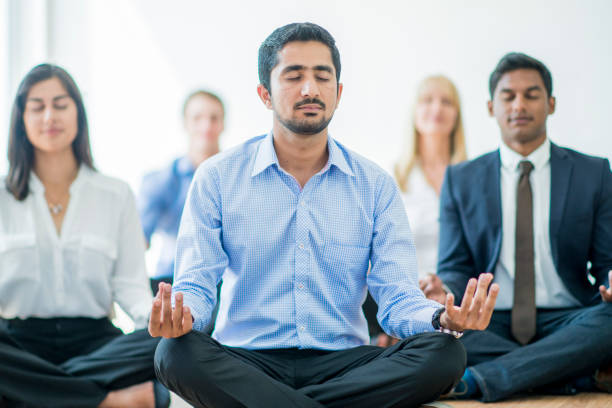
[394,75,467,192]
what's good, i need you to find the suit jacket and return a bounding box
[437,142,612,306]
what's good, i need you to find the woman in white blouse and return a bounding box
[374,75,467,346]
[0,64,168,407]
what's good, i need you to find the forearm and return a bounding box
[115,285,153,329]
[172,272,217,331]
[377,287,440,338]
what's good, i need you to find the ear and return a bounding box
[335,83,343,108]
[257,84,273,110]
[487,100,494,117]
[548,96,556,115]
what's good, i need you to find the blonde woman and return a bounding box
[395,75,467,277]
[374,75,467,346]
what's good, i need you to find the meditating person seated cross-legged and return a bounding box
[422,52,612,402]
[149,22,500,408]
[0,64,169,408]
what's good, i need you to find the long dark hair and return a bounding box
[6,63,94,201]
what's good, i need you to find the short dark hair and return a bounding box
[489,52,553,99]
[182,89,225,117]
[6,63,94,201]
[258,22,341,92]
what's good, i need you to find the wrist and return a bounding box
[431,307,445,330]
[437,309,464,339]
[439,310,452,329]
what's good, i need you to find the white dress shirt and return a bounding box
[494,138,580,309]
[0,166,152,328]
[401,165,440,279]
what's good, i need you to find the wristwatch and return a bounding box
[431,307,464,338]
[431,307,445,330]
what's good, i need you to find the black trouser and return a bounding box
[461,303,612,402]
[155,331,465,408]
[362,293,384,338]
[0,317,160,408]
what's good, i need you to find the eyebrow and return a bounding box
[280,65,334,75]
[26,95,70,103]
[500,86,543,94]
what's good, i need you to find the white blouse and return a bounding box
[0,166,152,328]
[401,165,440,279]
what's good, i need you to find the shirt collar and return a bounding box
[500,137,550,172]
[177,156,196,176]
[251,132,355,178]
[251,132,278,177]
[327,136,354,177]
[29,164,89,194]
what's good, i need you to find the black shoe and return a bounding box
[153,380,171,408]
[595,363,612,393]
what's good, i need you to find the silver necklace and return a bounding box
[48,203,64,215]
[45,191,66,215]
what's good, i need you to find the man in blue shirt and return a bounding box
[139,90,224,295]
[149,22,499,408]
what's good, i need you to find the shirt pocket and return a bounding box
[321,242,370,291]
[0,234,40,287]
[78,234,118,288]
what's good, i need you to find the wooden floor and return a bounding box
[445,393,612,407]
[170,392,612,407]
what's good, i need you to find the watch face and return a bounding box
[432,307,445,329]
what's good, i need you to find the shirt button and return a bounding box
[298,243,305,250]
[299,326,305,331]
[298,283,304,289]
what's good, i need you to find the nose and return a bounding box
[431,99,443,114]
[199,117,212,131]
[43,107,55,123]
[511,94,527,112]
[301,77,320,98]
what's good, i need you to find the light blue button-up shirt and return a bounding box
[173,133,441,350]
[139,156,195,279]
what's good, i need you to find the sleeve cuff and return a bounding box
[128,300,152,330]
[179,292,211,332]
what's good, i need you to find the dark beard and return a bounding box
[276,113,333,135]
[273,97,333,135]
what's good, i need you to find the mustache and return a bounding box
[508,115,533,121]
[294,98,326,109]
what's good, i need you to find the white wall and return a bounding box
[0,1,9,143]
[3,0,612,188]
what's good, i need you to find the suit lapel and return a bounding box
[484,151,503,271]
[549,143,573,240]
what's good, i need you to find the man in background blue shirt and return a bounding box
[149,22,499,408]
[139,90,224,295]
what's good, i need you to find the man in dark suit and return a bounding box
[423,52,612,402]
